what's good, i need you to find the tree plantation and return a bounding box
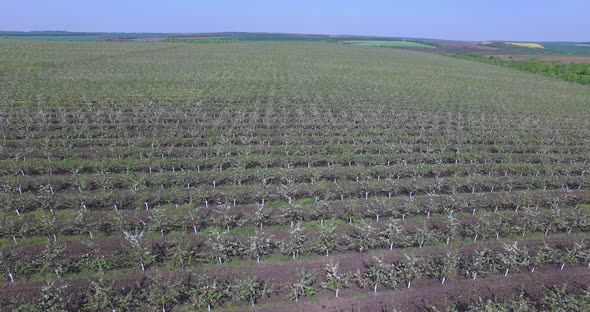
[0,40,590,311]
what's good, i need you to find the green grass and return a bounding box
[341,40,435,48]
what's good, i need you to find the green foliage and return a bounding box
[452,54,590,85]
[189,277,230,311]
[288,271,316,302]
[235,277,271,307]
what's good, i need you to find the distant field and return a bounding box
[485,54,590,64]
[504,42,544,49]
[540,42,590,55]
[341,40,435,48]
[2,35,97,41]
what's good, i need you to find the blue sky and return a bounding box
[1,0,588,41]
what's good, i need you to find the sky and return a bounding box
[1,0,588,41]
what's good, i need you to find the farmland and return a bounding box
[503,42,545,49]
[1,40,590,311]
[340,40,435,49]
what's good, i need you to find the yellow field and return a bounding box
[505,42,544,49]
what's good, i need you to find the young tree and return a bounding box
[365,257,391,293]
[123,230,154,271]
[189,277,230,312]
[84,277,118,312]
[167,235,200,269]
[40,241,66,278]
[396,254,423,288]
[247,230,277,263]
[208,230,242,264]
[288,271,316,302]
[312,225,337,256]
[188,206,203,234]
[235,277,271,307]
[147,272,187,312]
[378,218,403,250]
[348,220,376,253]
[465,248,497,280]
[253,204,271,230]
[0,251,14,283]
[444,212,460,245]
[284,223,308,259]
[530,243,559,273]
[281,203,304,228]
[149,208,174,236]
[312,200,331,227]
[499,241,530,277]
[433,252,460,284]
[38,280,71,312]
[321,262,349,298]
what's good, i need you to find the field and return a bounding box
[2,35,99,41]
[1,40,590,311]
[341,40,435,48]
[503,42,545,49]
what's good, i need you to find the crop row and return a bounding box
[1,238,589,311]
